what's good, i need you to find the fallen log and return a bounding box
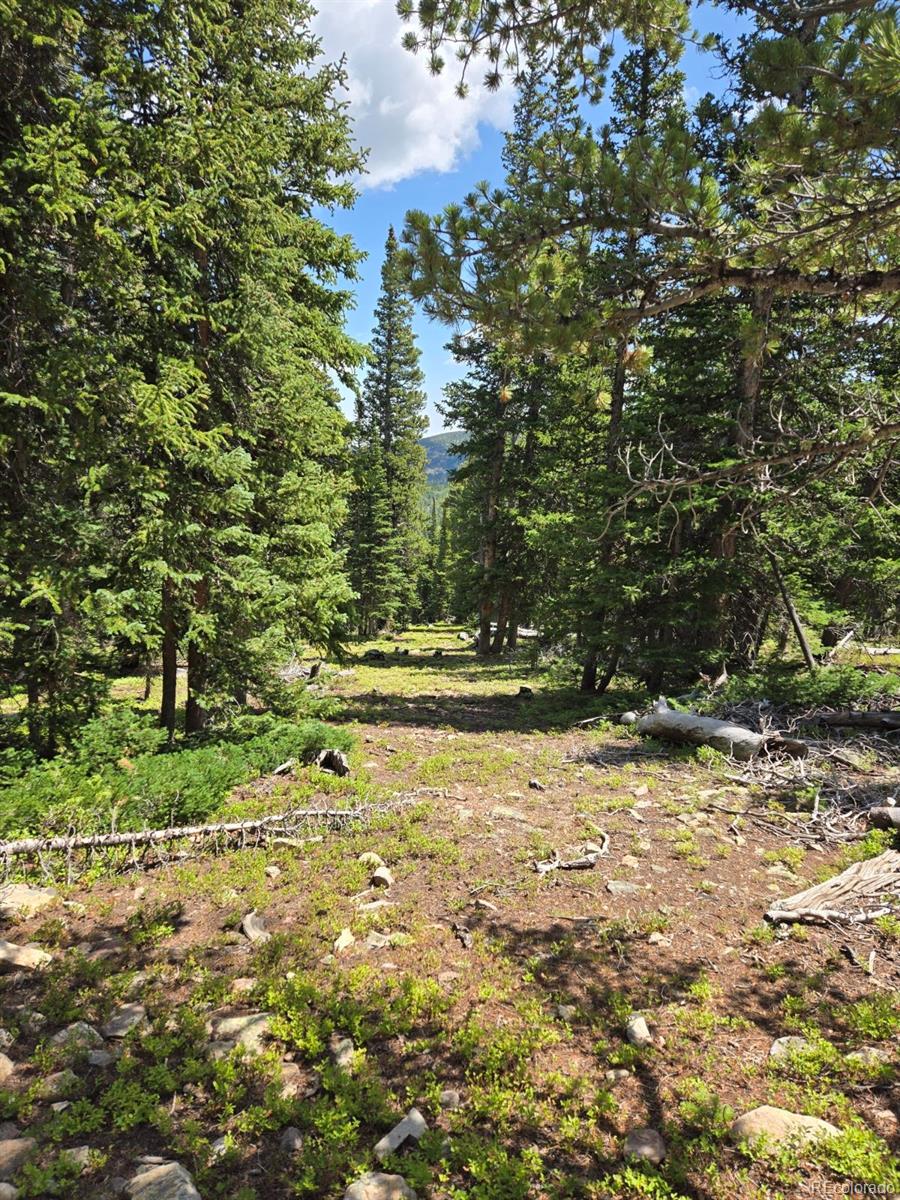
[534,835,609,875]
[635,699,806,761]
[766,849,900,925]
[819,710,900,731]
[0,800,406,863]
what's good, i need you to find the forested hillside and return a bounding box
[0,2,897,1199]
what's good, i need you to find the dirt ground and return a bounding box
[0,626,897,1199]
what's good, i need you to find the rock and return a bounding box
[358,852,385,868]
[625,1014,653,1048]
[36,1068,80,1100]
[329,1033,355,1073]
[365,931,391,950]
[334,928,355,953]
[265,865,281,879]
[846,1046,890,1067]
[489,806,531,824]
[437,971,460,985]
[315,748,350,776]
[0,885,57,920]
[240,911,271,944]
[373,1107,428,1161]
[344,1173,417,1200]
[231,977,256,996]
[279,1061,318,1100]
[769,1036,809,1060]
[0,1182,18,1199]
[103,1004,147,1039]
[87,1049,115,1068]
[0,1127,17,1142]
[647,932,671,946]
[0,1057,14,1088]
[518,686,533,696]
[623,1127,666,1165]
[620,711,638,724]
[208,1012,271,1055]
[280,1127,304,1154]
[555,1004,577,1022]
[620,854,641,868]
[605,1068,631,1084]
[729,1106,839,1148]
[63,1145,92,1172]
[0,1139,35,1181]
[528,779,546,791]
[209,1136,229,1161]
[125,1162,201,1200]
[0,1032,12,1052]
[607,880,641,896]
[370,867,394,889]
[50,1022,104,1051]
[0,941,51,972]
[438,1089,461,1110]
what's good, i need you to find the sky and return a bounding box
[312,0,744,434]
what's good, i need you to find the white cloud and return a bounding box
[313,0,514,188]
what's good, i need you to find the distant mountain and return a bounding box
[420,430,464,490]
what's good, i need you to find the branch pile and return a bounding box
[766,850,900,925]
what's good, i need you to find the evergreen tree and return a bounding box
[349,228,427,631]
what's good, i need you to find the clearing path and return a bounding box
[0,625,896,1199]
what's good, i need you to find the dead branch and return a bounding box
[766,850,900,924]
[534,835,609,875]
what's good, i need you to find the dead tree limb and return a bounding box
[820,711,900,731]
[766,850,900,924]
[768,549,816,674]
[636,698,806,761]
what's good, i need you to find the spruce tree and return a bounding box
[349,228,427,632]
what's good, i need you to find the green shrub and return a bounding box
[0,712,353,835]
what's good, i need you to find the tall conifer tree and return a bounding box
[349,228,427,631]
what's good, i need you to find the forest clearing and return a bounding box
[1,0,899,1197]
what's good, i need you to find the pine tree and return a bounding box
[349,228,427,632]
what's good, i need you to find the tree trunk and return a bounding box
[768,549,816,673]
[506,609,518,651]
[491,592,509,653]
[580,646,598,693]
[160,579,178,740]
[595,645,621,695]
[185,577,209,734]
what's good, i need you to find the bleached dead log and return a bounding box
[0,801,403,863]
[635,698,805,761]
[534,835,609,875]
[819,710,900,731]
[766,850,900,924]
[860,646,900,656]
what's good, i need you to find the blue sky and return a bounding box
[314,1,746,434]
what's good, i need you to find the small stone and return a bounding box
[50,1022,104,1051]
[209,1136,229,1161]
[280,1127,304,1154]
[373,1107,428,1161]
[208,1012,271,1055]
[0,1183,18,1200]
[125,1161,201,1200]
[334,928,355,953]
[231,977,256,996]
[240,911,270,944]
[0,885,57,920]
[605,1068,631,1083]
[0,1139,35,1182]
[344,1173,417,1200]
[620,855,641,868]
[769,1036,809,1060]
[279,1061,318,1100]
[528,779,546,791]
[846,1046,890,1067]
[438,1089,461,1110]
[87,1049,115,1068]
[0,1032,12,1052]
[437,971,460,985]
[0,941,51,972]
[371,867,394,889]
[37,1069,80,1100]
[63,1145,92,1172]
[623,1127,666,1165]
[265,865,281,879]
[729,1106,839,1147]
[620,711,638,725]
[50,1102,70,1113]
[103,1004,147,1039]
[0,1128,17,1142]
[0,1057,13,1088]
[329,1033,355,1073]
[625,1014,653,1048]
[358,852,385,868]
[607,880,641,896]
[489,806,531,824]
[647,932,671,946]
[555,1004,577,1022]
[365,931,390,950]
